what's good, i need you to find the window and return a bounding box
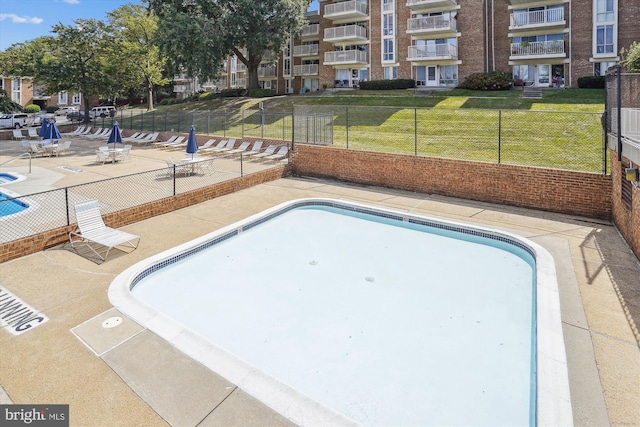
[596,0,614,21]
[596,25,614,53]
[383,13,393,35]
[72,93,81,105]
[439,65,458,87]
[58,91,68,105]
[11,79,21,104]
[383,66,397,80]
[593,61,616,76]
[383,39,394,61]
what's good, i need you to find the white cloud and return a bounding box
[62,0,80,4]
[0,14,44,24]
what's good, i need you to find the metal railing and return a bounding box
[510,41,565,57]
[510,8,564,28]
[0,152,32,173]
[407,43,458,60]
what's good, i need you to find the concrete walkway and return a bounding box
[1,135,639,426]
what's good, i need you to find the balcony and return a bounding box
[257,67,277,79]
[324,50,368,66]
[406,0,457,13]
[510,40,565,60]
[235,64,247,73]
[407,16,457,37]
[233,78,246,87]
[324,0,368,21]
[324,24,367,44]
[407,43,458,61]
[293,44,320,57]
[293,64,320,76]
[510,8,565,32]
[301,24,320,39]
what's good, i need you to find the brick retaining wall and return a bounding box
[611,153,640,260]
[291,144,613,220]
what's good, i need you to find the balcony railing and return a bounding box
[257,67,277,78]
[407,43,458,61]
[293,44,320,57]
[407,16,457,34]
[324,24,367,42]
[301,24,320,38]
[406,0,457,11]
[510,8,564,29]
[324,0,368,20]
[510,40,565,57]
[233,78,246,87]
[235,64,247,72]
[324,50,368,65]
[293,64,320,76]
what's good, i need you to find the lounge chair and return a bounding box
[69,200,141,261]
[226,141,251,155]
[134,132,160,145]
[62,125,85,136]
[78,127,93,136]
[27,128,40,139]
[87,128,111,140]
[261,145,289,161]
[12,129,25,140]
[150,135,179,148]
[249,144,278,159]
[200,139,227,154]
[242,141,263,156]
[123,132,147,143]
[208,138,236,155]
[161,136,187,150]
[199,139,217,151]
[83,128,108,139]
[122,132,142,141]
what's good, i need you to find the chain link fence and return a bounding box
[0,159,252,244]
[606,65,640,156]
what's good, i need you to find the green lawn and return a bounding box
[114,88,606,173]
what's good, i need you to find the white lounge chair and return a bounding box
[200,139,227,154]
[12,129,25,140]
[208,138,236,155]
[123,132,147,143]
[262,145,289,161]
[226,141,251,155]
[27,128,40,139]
[62,125,85,136]
[84,128,108,139]
[134,132,160,145]
[199,139,217,151]
[69,200,141,261]
[249,144,278,159]
[243,141,263,156]
[151,135,179,148]
[161,136,187,150]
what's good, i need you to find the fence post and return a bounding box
[152,111,155,133]
[616,64,622,161]
[164,111,167,132]
[242,110,245,138]
[130,109,133,130]
[65,187,70,226]
[291,103,295,149]
[240,153,244,177]
[282,111,285,141]
[207,110,210,135]
[140,111,143,132]
[224,110,227,137]
[414,108,418,156]
[346,106,349,149]
[173,165,176,196]
[177,110,181,134]
[498,110,502,164]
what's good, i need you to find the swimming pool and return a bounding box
[0,189,29,217]
[110,198,572,426]
[0,172,26,185]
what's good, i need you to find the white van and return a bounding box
[89,106,116,119]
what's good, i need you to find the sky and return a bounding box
[0,0,320,52]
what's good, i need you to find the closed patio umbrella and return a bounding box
[47,121,62,141]
[39,119,50,139]
[186,125,198,159]
[106,121,123,163]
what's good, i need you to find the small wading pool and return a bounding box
[0,189,29,217]
[110,199,572,426]
[0,172,26,185]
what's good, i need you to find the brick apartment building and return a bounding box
[179,0,638,96]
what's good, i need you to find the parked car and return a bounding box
[0,113,29,129]
[89,106,116,118]
[32,113,56,126]
[55,106,79,116]
[66,111,88,122]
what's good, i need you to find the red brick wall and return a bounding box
[611,152,640,260]
[292,144,613,220]
[0,165,291,263]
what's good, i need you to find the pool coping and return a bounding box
[108,197,573,426]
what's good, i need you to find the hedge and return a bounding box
[458,72,513,91]
[358,79,416,90]
[577,75,605,89]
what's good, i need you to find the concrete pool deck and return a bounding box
[1,137,639,426]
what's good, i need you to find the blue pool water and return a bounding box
[0,191,28,216]
[0,173,18,185]
[120,200,540,426]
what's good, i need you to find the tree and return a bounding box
[147,0,311,91]
[107,4,170,110]
[622,41,640,72]
[38,19,113,122]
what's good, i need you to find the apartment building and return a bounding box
[176,0,638,96]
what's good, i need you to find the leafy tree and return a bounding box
[0,89,24,113]
[622,41,640,72]
[147,0,311,90]
[107,4,170,110]
[38,19,113,122]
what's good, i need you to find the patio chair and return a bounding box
[52,141,72,156]
[12,129,25,141]
[166,157,189,177]
[117,145,132,162]
[27,128,40,140]
[196,158,215,175]
[200,139,227,154]
[261,145,289,162]
[69,200,141,261]
[95,149,110,164]
[242,141,263,156]
[28,142,46,157]
[249,144,278,160]
[226,141,251,155]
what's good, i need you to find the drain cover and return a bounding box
[58,166,83,173]
[102,317,122,329]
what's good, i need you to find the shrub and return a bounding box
[198,91,217,101]
[458,71,513,90]
[46,106,58,113]
[24,104,41,113]
[359,79,416,90]
[577,75,605,89]
[247,88,274,97]
[220,88,245,98]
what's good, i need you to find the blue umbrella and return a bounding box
[47,121,61,142]
[106,121,123,163]
[39,118,50,138]
[186,125,198,159]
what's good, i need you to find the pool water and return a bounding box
[126,201,537,425]
[0,173,17,185]
[0,191,28,216]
